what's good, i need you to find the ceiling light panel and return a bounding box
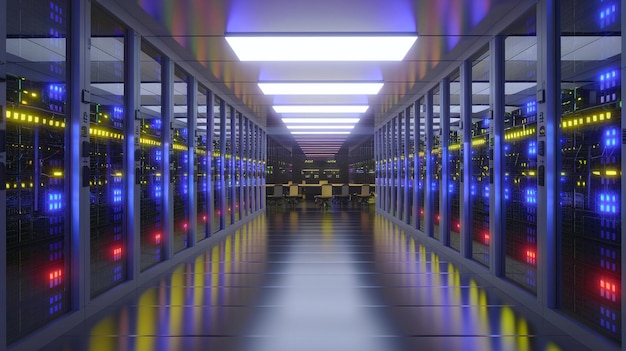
[286,125,354,130]
[258,82,383,95]
[291,131,351,135]
[226,35,417,61]
[274,105,369,113]
[283,118,360,124]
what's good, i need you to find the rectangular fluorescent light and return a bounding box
[274,105,369,113]
[286,125,354,130]
[291,131,351,135]
[282,118,360,124]
[258,82,383,95]
[225,35,417,61]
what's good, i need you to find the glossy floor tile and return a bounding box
[41,202,591,351]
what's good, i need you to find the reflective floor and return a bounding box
[41,202,590,351]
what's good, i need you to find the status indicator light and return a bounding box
[49,269,63,288]
[113,247,123,261]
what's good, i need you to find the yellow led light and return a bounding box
[606,170,618,176]
[607,112,612,119]
[592,171,601,176]
[115,172,123,177]
[53,171,63,177]
[593,115,598,121]
[600,114,605,121]
[586,117,591,123]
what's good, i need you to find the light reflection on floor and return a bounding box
[41,205,590,351]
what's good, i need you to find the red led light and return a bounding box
[484,233,490,244]
[155,233,162,244]
[113,247,123,261]
[420,210,424,215]
[526,250,536,265]
[49,269,63,288]
[600,279,619,301]
[456,223,460,229]
[183,223,188,230]
[203,215,207,222]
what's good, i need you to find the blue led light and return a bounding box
[525,189,537,204]
[154,185,162,198]
[504,187,509,201]
[112,188,122,203]
[599,192,619,214]
[528,141,537,155]
[155,150,162,161]
[152,119,162,130]
[113,266,122,282]
[483,185,489,198]
[525,101,536,115]
[604,128,619,148]
[599,4,617,28]
[48,193,63,212]
[48,84,65,101]
[600,70,618,90]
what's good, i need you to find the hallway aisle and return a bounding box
[42,205,589,351]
